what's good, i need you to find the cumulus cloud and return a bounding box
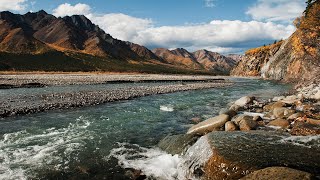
[131,20,294,53]
[52,3,295,54]
[0,0,27,11]
[246,0,305,22]
[88,13,153,42]
[53,3,91,17]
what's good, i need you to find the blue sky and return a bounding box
[0,0,306,54]
[32,0,256,26]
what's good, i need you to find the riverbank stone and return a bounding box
[225,121,238,131]
[239,118,257,131]
[157,134,199,155]
[240,167,314,180]
[219,109,237,118]
[273,107,295,118]
[291,122,320,136]
[187,114,230,135]
[234,96,254,107]
[267,119,290,129]
[263,101,286,112]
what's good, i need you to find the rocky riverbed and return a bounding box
[0,73,225,86]
[155,83,320,179]
[0,74,232,118]
[0,82,231,118]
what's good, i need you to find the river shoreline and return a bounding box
[0,74,232,118]
[0,73,226,86]
[0,76,297,179]
[152,83,320,179]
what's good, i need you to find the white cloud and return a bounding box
[131,20,294,53]
[88,13,153,42]
[246,0,305,22]
[53,3,91,17]
[205,0,215,8]
[0,0,27,11]
[52,3,295,54]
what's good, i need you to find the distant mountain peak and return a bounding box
[63,15,96,31]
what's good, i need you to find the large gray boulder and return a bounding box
[187,114,230,135]
[180,131,320,179]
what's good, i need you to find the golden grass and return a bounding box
[245,41,284,56]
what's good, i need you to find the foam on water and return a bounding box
[160,105,174,112]
[108,143,182,180]
[0,116,92,180]
[109,136,213,180]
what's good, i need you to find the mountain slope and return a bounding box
[153,48,203,70]
[231,41,283,76]
[193,49,237,74]
[232,1,320,84]
[0,10,235,74]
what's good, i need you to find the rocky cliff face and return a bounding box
[231,41,283,76]
[262,1,320,84]
[232,1,320,84]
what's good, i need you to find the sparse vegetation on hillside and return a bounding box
[245,40,284,56]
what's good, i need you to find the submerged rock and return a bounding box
[187,114,230,135]
[240,167,314,180]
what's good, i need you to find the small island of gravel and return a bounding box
[0,73,231,117]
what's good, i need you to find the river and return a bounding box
[0,78,291,179]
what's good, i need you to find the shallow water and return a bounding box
[0,78,292,179]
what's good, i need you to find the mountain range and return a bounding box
[0,10,238,74]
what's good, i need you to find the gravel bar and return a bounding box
[0,82,231,118]
[0,74,226,86]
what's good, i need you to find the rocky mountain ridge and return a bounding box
[0,10,238,74]
[153,48,237,75]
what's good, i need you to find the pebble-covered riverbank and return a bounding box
[187,83,320,136]
[0,74,226,86]
[0,82,231,118]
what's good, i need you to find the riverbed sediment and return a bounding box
[0,73,226,86]
[0,81,231,118]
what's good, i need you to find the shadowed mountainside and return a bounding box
[0,10,238,74]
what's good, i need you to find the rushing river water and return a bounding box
[0,78,292,179]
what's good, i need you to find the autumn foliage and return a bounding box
[245,41,283,56]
